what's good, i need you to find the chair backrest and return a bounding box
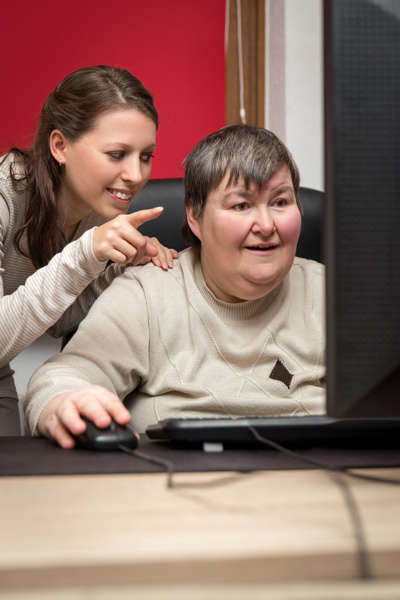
[131,178,324,263]
[129,178,187,251]
[297,186,324,263]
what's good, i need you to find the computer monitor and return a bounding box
[324,0,400,418]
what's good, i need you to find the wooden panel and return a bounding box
[1,468,400,594]
[226,0,265,126]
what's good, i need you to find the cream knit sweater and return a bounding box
[25,249,326,435]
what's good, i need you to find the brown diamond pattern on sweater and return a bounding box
[269,359,293,389]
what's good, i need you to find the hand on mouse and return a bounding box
[37,386,132,449]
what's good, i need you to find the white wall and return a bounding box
[10,334,61,433]
[265,0,324,191]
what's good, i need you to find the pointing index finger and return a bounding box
[125,206,164,229]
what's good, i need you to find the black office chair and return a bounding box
[297,186,324,264]
[130,179,324,263]
[129,178,187,251]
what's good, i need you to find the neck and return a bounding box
[63,222,80,242]
[57,189,84,243]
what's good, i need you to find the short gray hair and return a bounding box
[181,124,301,250]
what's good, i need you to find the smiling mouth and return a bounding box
[246,244,277,251]
[107,188,134,201]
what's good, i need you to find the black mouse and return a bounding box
[74,417,138,451]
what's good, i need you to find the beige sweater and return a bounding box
[25,249,326,435]
[0,154,122,399]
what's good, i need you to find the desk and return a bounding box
[1,465,400,599]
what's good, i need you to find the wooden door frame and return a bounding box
[225,0,265,127]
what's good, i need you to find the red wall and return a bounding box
[0,0,225,178]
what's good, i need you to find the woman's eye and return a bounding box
[274,199,287,207]
[141,153,155,163]
[233,202,249,211]
[108,151,125,159]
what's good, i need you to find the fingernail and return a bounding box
[155,259,161,266]
[162,262,168,270]
[168,261,173,268]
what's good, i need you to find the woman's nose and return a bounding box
[251,208,276,236]
[121,158,143,184]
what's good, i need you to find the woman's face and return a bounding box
[187,165,302,303]
[58,108,157,225]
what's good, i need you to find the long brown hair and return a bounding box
[6,65,158,268]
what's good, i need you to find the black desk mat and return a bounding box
[1,435,400,477]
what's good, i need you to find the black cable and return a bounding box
[339,470,400,486]
[118,445,174,488]
[119,445,249,490]
[120,431,400,581]
[247,427,400,486]
[248,427,373,580]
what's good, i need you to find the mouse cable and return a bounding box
[248,427,373,580]
[118,445,174,488]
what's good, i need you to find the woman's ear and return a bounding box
[49,130,67,166]
[186,201,202,242]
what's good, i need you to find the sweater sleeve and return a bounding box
[0,224,110,368]
[24,270,150,435]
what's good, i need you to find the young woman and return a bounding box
[0,65,177,435]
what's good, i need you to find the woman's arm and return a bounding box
[48,211,178,339]
[24,270,149,444]
[0,226,109,368]
[0,202,177,366]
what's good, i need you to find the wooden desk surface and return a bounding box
[1,468,400,599]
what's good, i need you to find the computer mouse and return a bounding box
[74,416,138,451]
